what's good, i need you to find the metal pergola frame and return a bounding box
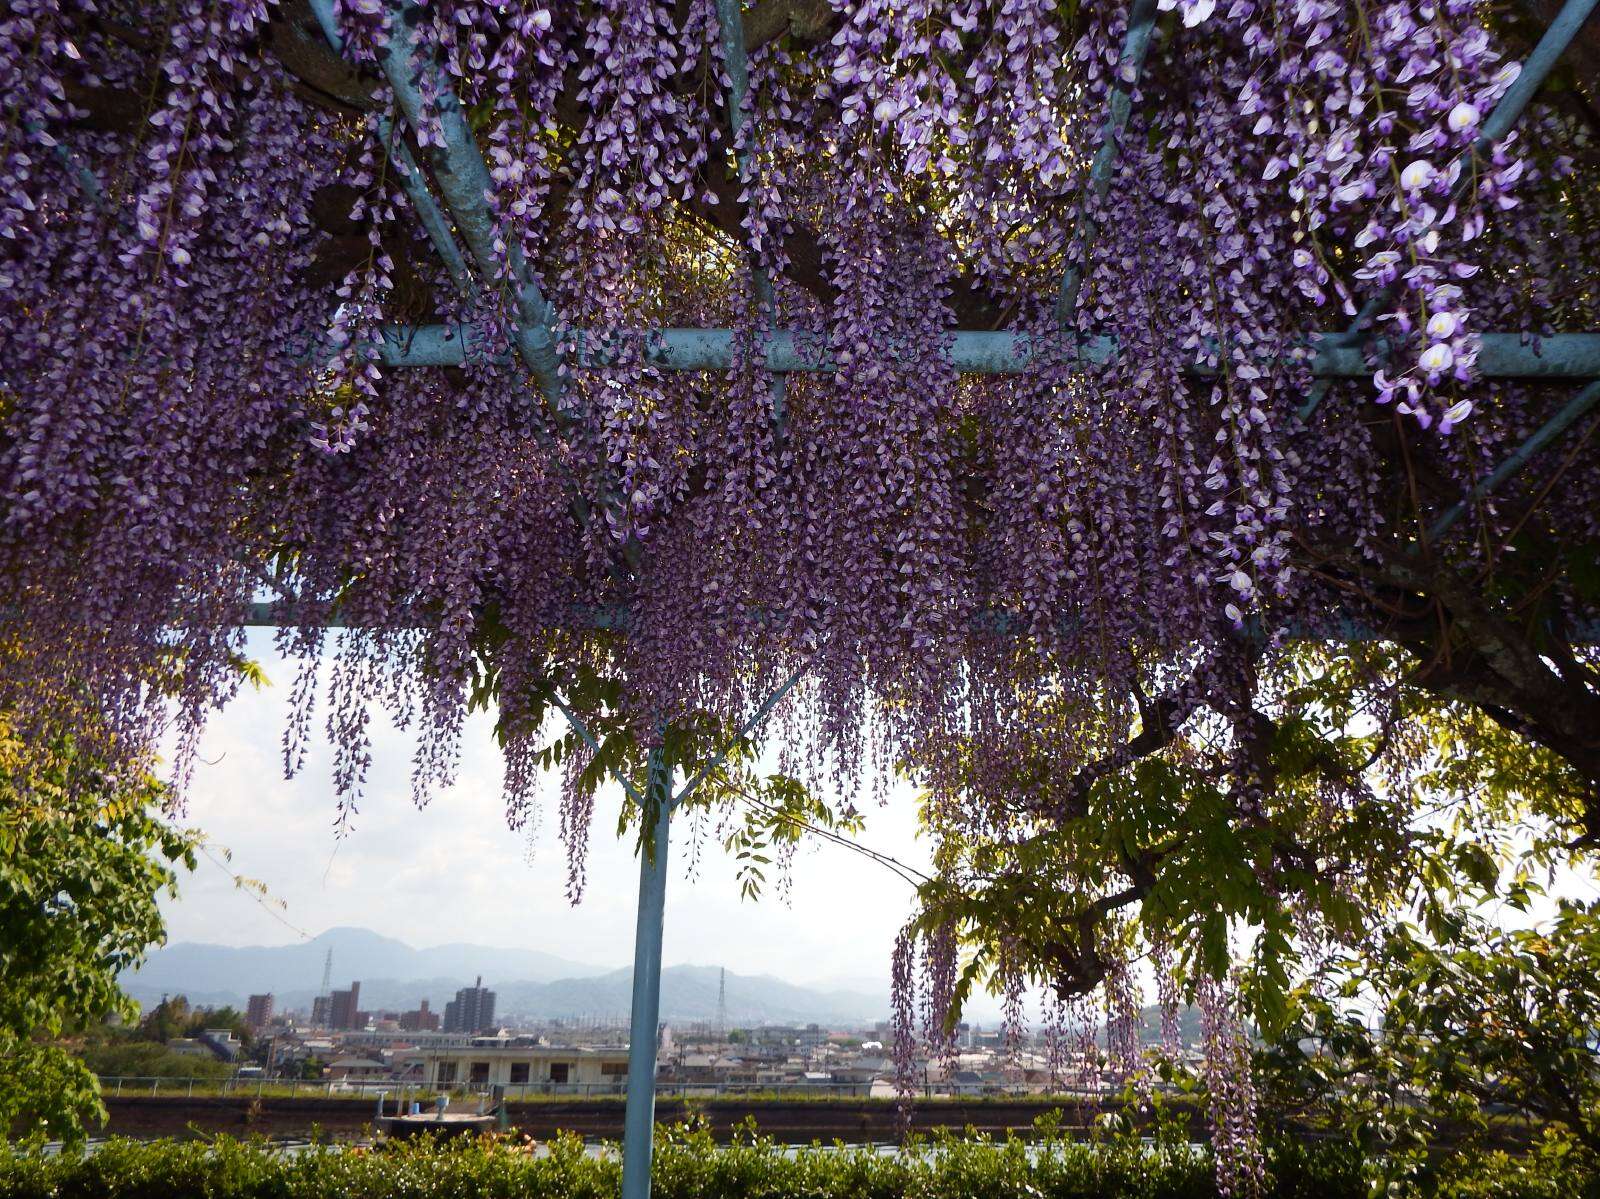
[250,1,1600,1196]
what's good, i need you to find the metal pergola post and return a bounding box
[527,665,806,1199]
[621,747,672,1199]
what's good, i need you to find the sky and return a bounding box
[156,630,933,994]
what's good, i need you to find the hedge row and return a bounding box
[0,1124,1587,1199]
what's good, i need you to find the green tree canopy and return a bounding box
[0,716,195,1146]
[911,640,1595,1028]
[1258,901,1600,1186]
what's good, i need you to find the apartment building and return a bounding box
[412,1037,630,1092]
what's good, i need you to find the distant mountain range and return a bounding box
[122,926,594,1000]
[120,926,897,1025]
[493,964,888,1025]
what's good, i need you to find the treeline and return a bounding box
[73,997,258,1083]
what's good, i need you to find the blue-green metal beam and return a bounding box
[671,664,809,810]
[1309,334,1600,380]
[240,599,1599,646]
[381,132,474,297]
[241,598,633,628]
[1478,0,1600,144]
[714,0,773,314]
[313,0,649,571]
[1054,0,1161,328]
[305,0,473,296]
[311,0,565,401]
[1299,0,1600,421]
[543,688,648,808]
[1429,378,1600,540]
[376,325,1091,371]
[375,325,1600,378]
[711,0,790,437]
[31,122,107,209]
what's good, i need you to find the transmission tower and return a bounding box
[716,967,726,1040]
[319,947,333,994]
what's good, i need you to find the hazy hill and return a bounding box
[1136,1003,1205,1047]
[121,926,598,1005]
[120,928,893,1024]
[494,964,887,1025]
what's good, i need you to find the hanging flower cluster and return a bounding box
[1237,0,1532,426]
[1199,973,1267,1197]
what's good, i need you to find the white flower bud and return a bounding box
[1426,311,1458,339]
[1419,342,1455,372]
[1447,102,1480,132]
[1400,160,1435,191]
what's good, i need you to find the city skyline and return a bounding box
[122,929,977,1026]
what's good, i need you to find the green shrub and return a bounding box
[0,1124,1588,1199]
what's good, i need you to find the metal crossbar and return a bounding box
[32,121,107,209]
[311,0,566,403]
[1054,0,1160,328]
[712,0,791,436]
[304,0,474,294]
[1429,378,1600,539]
[382,131,474,296]
[1297,0,1600,421]
[371,325,1600,377]
[540,688,648,808]
[309,0,647,566]
[714,0,773,313]
[670,665,809,811]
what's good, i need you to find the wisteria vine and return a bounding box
[3,0,1598,1188]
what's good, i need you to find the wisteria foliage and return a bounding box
[2,0,1598,1189]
